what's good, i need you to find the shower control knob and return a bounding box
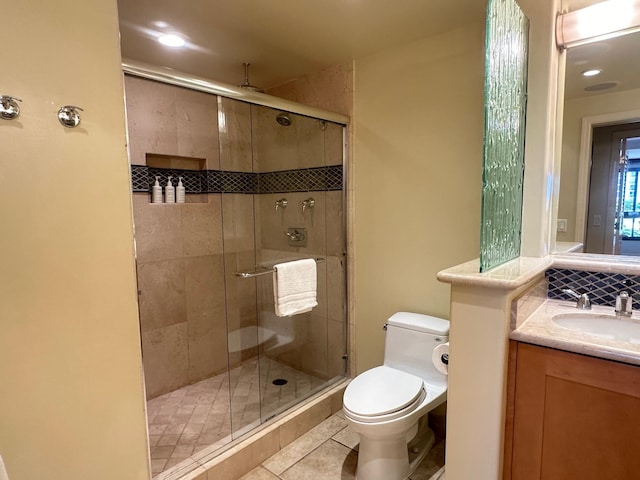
[274,198,288,212]
[302,198,315,213]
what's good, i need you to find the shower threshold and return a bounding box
[147,357,327,478]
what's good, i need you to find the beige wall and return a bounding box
[558,87,640,242]
[519,0,564,257]
[352,24,485,373]
[0,2,150,480]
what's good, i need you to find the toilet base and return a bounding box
[407,426,436,475]
[355,422,436,480]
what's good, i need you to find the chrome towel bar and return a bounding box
[235,258,324,278]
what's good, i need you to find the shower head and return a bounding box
[276,112,292,127]
[239,63,263,93]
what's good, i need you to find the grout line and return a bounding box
[275,438,335,478]
[328,424,354,450]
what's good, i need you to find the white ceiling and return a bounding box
[117,0,640,103]
[117,0,487,89]
[564,32,640,100]
[562,0,640,100]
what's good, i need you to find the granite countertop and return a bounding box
[438,253,640,290]
[552,241,583,254]
[436,256,553,290]
[511,299,640,366]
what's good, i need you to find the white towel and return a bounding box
[273,259,318,317]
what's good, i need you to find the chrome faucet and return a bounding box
[615,291,633,317]
[562,289,592,310]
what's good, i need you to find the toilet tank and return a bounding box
[383,312,449,385]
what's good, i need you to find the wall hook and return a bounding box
[0,95,22,120]
[57,105,84,128]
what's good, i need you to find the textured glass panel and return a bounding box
[480,0,530,272]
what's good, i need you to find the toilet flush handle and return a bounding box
[382,323,388,331]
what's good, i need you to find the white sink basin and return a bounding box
[552,312,640,344]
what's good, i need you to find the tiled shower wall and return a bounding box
[263,64,352,380]
[126,75,231,399]
[125,75,347,399]
[132,193,227,399]
[267,63,353,378]
[251,104,346,380]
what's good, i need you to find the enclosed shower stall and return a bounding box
[124,71,347,477]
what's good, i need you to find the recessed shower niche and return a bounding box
[124,73,347,477]
[143,154,208,204]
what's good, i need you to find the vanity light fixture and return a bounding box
[582,68,602,77]
[557,0,640,49]
[158,33,186,48]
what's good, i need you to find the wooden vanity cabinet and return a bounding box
[503,342,640,480]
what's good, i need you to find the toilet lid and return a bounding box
[343,366,424,417]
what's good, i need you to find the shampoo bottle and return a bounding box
[165,176,175,203]
[152,176,163,203]
[176,176,186,203]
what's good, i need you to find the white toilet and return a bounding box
[343,312,449,480]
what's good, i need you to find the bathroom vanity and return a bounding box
[504,293,640,479]
[437,253,640,480]
[504,342,640,479]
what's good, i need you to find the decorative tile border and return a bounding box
[131,165,343,194]
[546,268,640,307]
[258,166,342,193]
[220,170,259,194]
[131,164,151,192]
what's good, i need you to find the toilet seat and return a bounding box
[343,366,426,423]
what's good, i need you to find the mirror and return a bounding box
[557,0,640,255]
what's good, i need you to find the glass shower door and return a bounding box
[251,105,347,422]
[217,97,347,440]
[217,96,263,439]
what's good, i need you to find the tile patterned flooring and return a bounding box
[147,357,326,476]
[241,410,446,480]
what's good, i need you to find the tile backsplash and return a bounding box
[546,268,640,307]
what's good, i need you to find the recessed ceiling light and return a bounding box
[158,34,186,48]
[582,69,602,77]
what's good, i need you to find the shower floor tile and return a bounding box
[147,357,325,476]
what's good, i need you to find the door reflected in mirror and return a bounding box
[584,124,640,255]
[557,25,640,255]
